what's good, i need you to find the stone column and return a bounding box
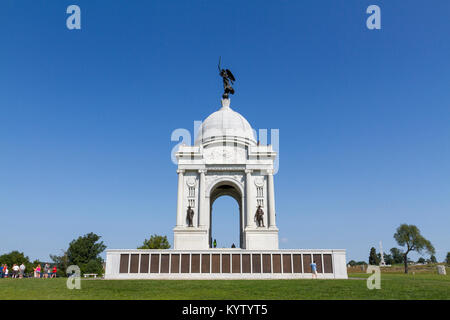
[267,169,276,228]
[245,169,253,228]
[176,169,185,226]
[198,169,206,227]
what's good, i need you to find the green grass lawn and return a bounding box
[0,273,448,300]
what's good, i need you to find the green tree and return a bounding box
[446,252,450,265]
[369,247,379,265]
[49,250,69,276]
[65,232,106,276]
[389,248,404,264]
[84,259,104,275]
[138,234,171,249]
[430,255,437,263]
[348,260,357,266]
[417,257,426,264]
[393,224,435,273]
[0,251,33,274]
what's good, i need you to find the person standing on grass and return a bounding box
[19,263,25,278]
[52,265,57,278]
[47,265,52,278]
[12,264,19,278]
[34,264,41,278]
[0,264,4,278]
[43,263,49,279]
[310,260,318,279]
[4,265,8,278]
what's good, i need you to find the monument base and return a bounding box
[105,249,348,279]
[244,227,279,250]
[173,226,209,250]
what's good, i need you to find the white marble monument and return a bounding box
[104,86,348,280]
[173,98,278,250]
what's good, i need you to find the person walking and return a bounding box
[310,260,318,279]
[19,263,26,279]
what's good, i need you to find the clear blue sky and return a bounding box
[1,0,449,263]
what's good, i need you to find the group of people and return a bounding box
[0,263,57,278]
[32,263,57,278]
[0,263,26,278]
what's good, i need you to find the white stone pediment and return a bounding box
[203,145,247,164]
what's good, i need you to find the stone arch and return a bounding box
[208,177,244,248]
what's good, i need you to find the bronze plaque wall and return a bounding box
[150,254,160,273]
[283,254,292,273]
[242,254,251,273]
[114,252,335,276]
[323,254,333,273]
[140,254,149,273]
[293,254,302,273]
[222,254,231,273]
[201,254,210,273]
[160,254,170,273]
[313,254,322,273]
[262,254,271,273]
[303,254,312,273]
[252,254,261,273]
[191,254,200,273]
[119,254,129,273]
[272,254,281,273]
[130,254,139,273]
[181,254,190,273]
[232,254,241,273]
[170,254,180,273]
[212,254,220,273]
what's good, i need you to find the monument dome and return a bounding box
[194,99,257,146]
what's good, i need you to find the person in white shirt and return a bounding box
[12,264,20,278]
[19,263,26,278]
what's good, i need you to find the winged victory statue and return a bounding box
[218,57,236,99]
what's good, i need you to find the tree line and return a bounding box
[351,224,449,274]
[0,233,171,277]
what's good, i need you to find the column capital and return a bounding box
[198,169,207,174]
[245,169,253,174]
[177,169,185,174]
[266,169,274,175]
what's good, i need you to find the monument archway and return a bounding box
[209,180,243,248]
[172,98,279,250]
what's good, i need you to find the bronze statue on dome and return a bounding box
[218,57,235,99]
